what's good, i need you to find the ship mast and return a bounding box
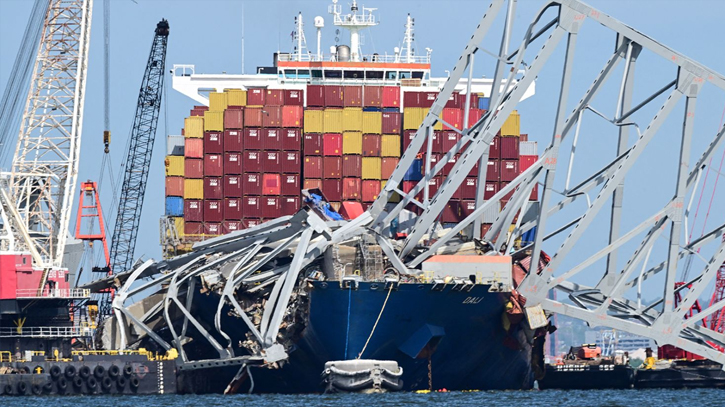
[328,0,378,62]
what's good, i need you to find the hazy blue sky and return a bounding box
[1,0,724,297]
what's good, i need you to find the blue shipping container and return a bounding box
[382,107,401,113]
[362,106,382,112]
[403,158,423,181]
[165,196,184,216]
[478,97,491,111]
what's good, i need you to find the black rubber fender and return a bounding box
[123,364,133,377]
[31,383,42,395]
[42,381,53,394]
[72,376,83,388]
[79,365,91,379]
[56,377,68,391]
[116,376,127,389]
[93,364,105,379]
[64,365,77,378]
[101,376,113,391]
[129,376,140,389]
[50,365,62,379]
[17,381,27,395]
[87,376,98,391]
[108,364,120,378]
[3,383,12,395]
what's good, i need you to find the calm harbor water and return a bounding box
[8,389,724,407]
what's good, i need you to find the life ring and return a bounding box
[123,364,134,377]
[116,376,127,389]
[79,365,91,379]
[101,377,113,391]
[31,383,42,395]
[94,365,106,379]
[129,376,140,389]
[50,365,62,379]
[17,381,27,395]
[64,365,77,378]
[108,364,120,378]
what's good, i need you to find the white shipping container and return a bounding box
[167,135,185,156]
[520,141,538,156]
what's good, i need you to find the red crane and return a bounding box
[708,264,725,335]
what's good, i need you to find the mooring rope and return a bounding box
[357,283,394,359]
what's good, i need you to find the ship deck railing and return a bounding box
[277,53,431,64]
[0,326,93,338]
[15,288,91,299]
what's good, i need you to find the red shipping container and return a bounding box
[262,151,281,173]
[500,136,520,159]
[499,182,515,201]
[225,129,243,152]
[184,199,203,222]
[281,173,300,196]
[204,200,223,223]
[282,105,303,128]
[460,93,479,110]
[263,106,282,127]
[242,150,261,173]
[244,128,263,150]
[519,154,539,200]
[487,159,500,182]
[381,112,402,134]
[458,177,477,200]
[222,220,243,234]
[224,197,243,220]
[262,173,281,195]
[184,222,203,235]
[304,133,322,155]
[323,133,342,156]
[362,180,381,202]
[243,196,261,217]
[242,173,262,196]
[438,131,460,153]
[441,200,461,223]
[484,181,498,199]
[341,177,361,200]
[481,223,492,238]
[261,196,281,218]
[244,107,263,127]
[184,158,203,179]
[281,128,301,151]
[283,89,304,106]
[363,86,382,107]
[441,108,463,130]
[323,178,342,201]
[165,177,184,197]
[280,196,300,215]
[190,109,205,117]
[500,159,519,182]
[224,109,244,129]
[306,85,324,107]
[204,131,223,154]
[247,88,265,106]
[520,133,528,142]
[224,174,243,197]
[323,156,342,178]
[204,154,223,177]
[204,177,223,199]
[263,128,281,150]
[265,89,284,106]
[281,151,301,174]
[342,155,362,178]
[381,157,398,179]
[344,86,362,107]
[303,178,322,190]
[382,86,401,108]
[224,152,243,174]
[488,135,501,159]
[184,138,203,158]
[467,108,483,128]
[324,85,344,107]
[304,156,323,178]
[362,134,381,157]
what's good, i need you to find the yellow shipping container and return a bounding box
[184,116,204,138]
[501,110,520,136]
[209,92,228,111]
[381,181,400,203]
[343,131,363,155]
[403,108,442,131]
[204,110,224,131]
[224,89,247,106]
[342,108,363,131]
[362,111,382,134]
[362,157,382,180]
[381,135,401,157]
[170,217,185,236]
[304,109,324,133]
[183,179,204,199]
[323,109,343,133]
[165,156,184,176]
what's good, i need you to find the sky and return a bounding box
[0,0,724,301]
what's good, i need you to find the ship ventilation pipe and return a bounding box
[337,45,350,62]
[315,16,324,60]
[330,45,337,61]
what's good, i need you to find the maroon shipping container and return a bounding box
[244,218,262,228]
[444,91,461,109]
[488,135,501,159]
[224,197,243,220]
[204,200,223,223]
[306,85,324,107]
[184,199,203,222]
[381,157,398,179]
[265,89,284,106]
[344,86,362,107]
[323,156,342,178]
[280,196,300,216]
[283,89,304,106]
[282,105,304,128]
[500,136,520,159]
[342,155,362,178]
[324,85,344,107]
[322,178,342,201]
[402,129,436,151]
[262,151,281,173]
[425,177,441,197]
[303,156,323,178]
[204,131,223,154]
[222,220,243,234]
[520,133,528,142]
[484,181,498,199]
[441,200,461,223]
[304,133,322,155]
[244,128,263,150]
[341,177,361,200]
[224,129,243,152]
[263,106,282,127]
[263,128,281,150]
[184,138,203,158]
[165,177,184,197]
[280,151,301,174]
[281,173,300,196]
[261,196,281,218]
[243,196,261,217]
[422,154,439,176]
[204,177,223,200]
[184,158,203,179]
[247,88,265,106]
[381,112,401,134]
[402,130,417,151]
[224,174,243,197]
[442,154,457,175]
[323,133,342,156]
[242,150,262,173]
[362,134,381,157]
[403,91,419,108]
[204,154,223,177]
[419,92,438,108]
[224,109,244,129]
[460,200,476,218]
[244,107,263,127]
[438,131,460,153]
[499,182,515,200]
[224,152,243,174]
[363,86,382,107]
[500,159,519,182]
[281,128,301,151]
[190,109,206,117]
[242,173,261,196]
[262,173,281,195]
[361,180,381,202]
[303,178,322,190]
[382,86,400,108]
[458,177,477,200]
[184,222,203,235]
[487,159,500,182]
